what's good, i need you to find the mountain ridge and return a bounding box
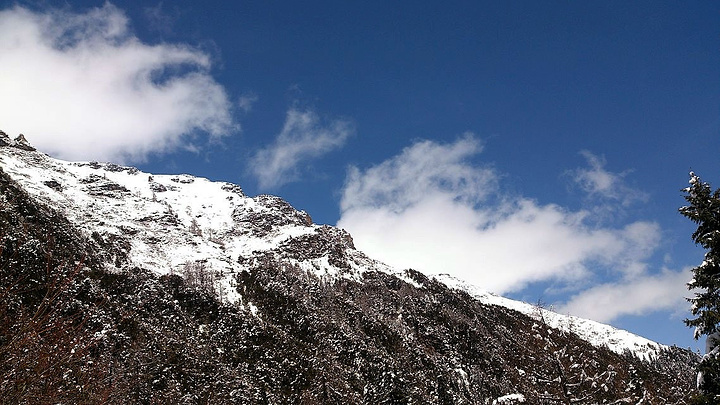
[0,131,699,403]
[0,130,676,357]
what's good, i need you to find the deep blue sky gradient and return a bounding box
[124,1,718,224]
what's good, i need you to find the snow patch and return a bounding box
[493,393,525,404]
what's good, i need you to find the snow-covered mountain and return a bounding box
[0,131,665,359]
[0,131,697,403]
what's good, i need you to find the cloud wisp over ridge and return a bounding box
[250,108,353,190]
[337,135,687,323]
[0,3,235,163]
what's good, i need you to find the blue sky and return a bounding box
[0,1,718,350]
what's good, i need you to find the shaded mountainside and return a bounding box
[0,134,698,404]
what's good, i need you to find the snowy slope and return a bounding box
[434,274,666,361]
[0,137,389,305]
[0,133,667,361]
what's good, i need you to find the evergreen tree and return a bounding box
[680,172,720,400]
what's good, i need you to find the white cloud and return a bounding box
[0,3,235,163]
[341,134,494,212]
[337,136,666,302]
[238,92,259,113]
[250,108,353,190]
[570,151,648,207]
[556,268,691,323]
[143,3,179,35]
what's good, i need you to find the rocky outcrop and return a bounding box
[0,131,36,151]
[233,194,313,237]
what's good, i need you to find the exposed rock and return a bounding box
[221,182,244,197]
[0,130,10,147]
[149,181,168,193]
[0,131,36,151]
[170,175,194,184]
[85,180,131,197]
[233,195,314,237]
[43,180,63,192]
[13,134,36,151]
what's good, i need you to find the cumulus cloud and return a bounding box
[337,135,683,322]
[0,3,235,163]
[250,108,353,190]
[341,134,494,212]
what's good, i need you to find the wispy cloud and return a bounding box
[0,3,235,163]
[238,92,259,113]
[569,151,649,207]
[337,135,687,323]
[142,3,180,35]
[250,108,353,190]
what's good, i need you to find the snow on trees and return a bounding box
[680,171,720,400]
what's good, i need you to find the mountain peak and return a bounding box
[0,131,36,151]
